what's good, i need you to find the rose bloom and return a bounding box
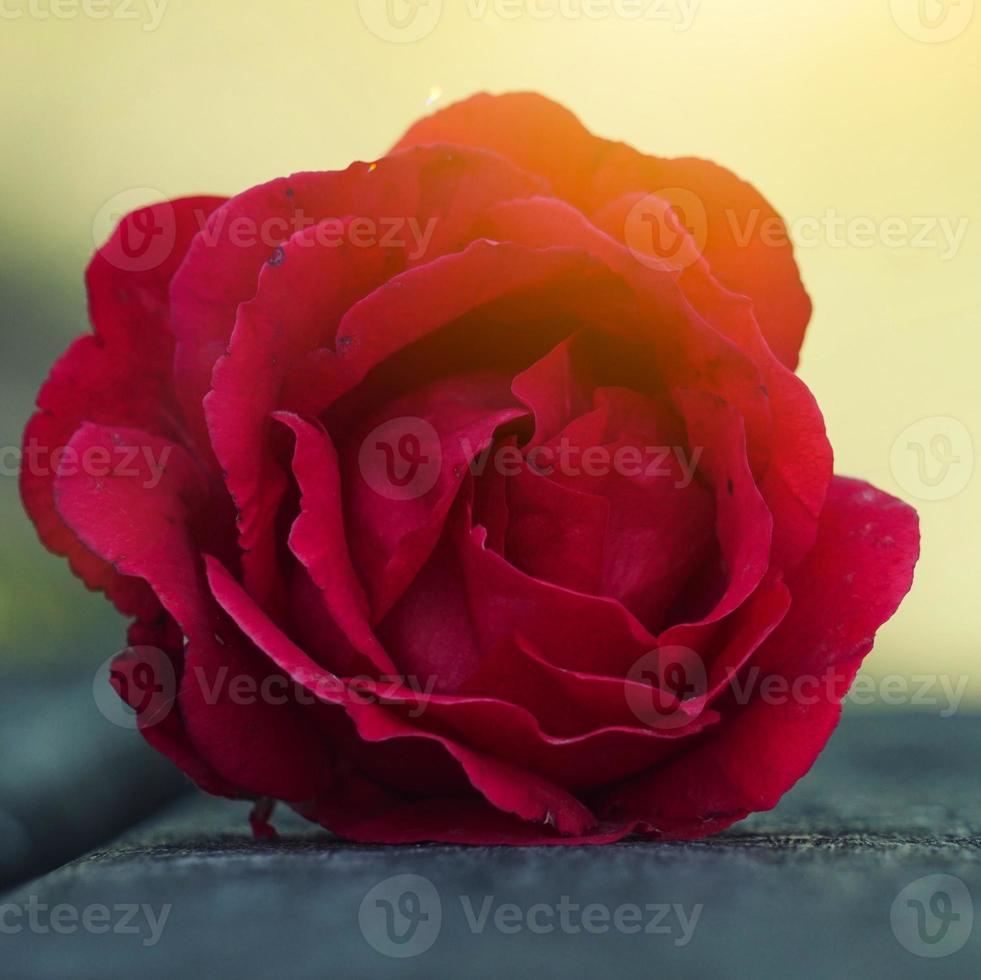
[23,94,918,843]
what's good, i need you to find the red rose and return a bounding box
[22,93,918,843]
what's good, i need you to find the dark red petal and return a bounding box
[703,577,792,699]
[531,387,715,630]
[300,792,635,846]
[658,390,773,645]
[111,657,242,801]
[504,468,609,597]
[343,372,526,620]
[603,477,919,838]
[460,633,703,738]
[455,495,657,677]
[393,91,811,369]
[376,527,484,693]
[89,196,226,348]
[274,412,397,677]
[510,329,595,446]
[294,240,623,416]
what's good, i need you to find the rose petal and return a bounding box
[603,476,919,837]
[274,412,397,676]
[171,146,546,450]
[205,555,599,836]
[21,197,223,617]
[53,423,330,803]
[393,91,811,369]
[341,371,527,620]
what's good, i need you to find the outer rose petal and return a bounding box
[299,795,635,847]
[110,641,241,801]
[392,91,811,369]
[53,424,331,804]
[602,476,919,838]
[20,196,224,617]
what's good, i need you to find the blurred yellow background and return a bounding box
[1,0,978,699]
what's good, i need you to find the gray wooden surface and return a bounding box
[0,678,189,891]
[2,711,979,979]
